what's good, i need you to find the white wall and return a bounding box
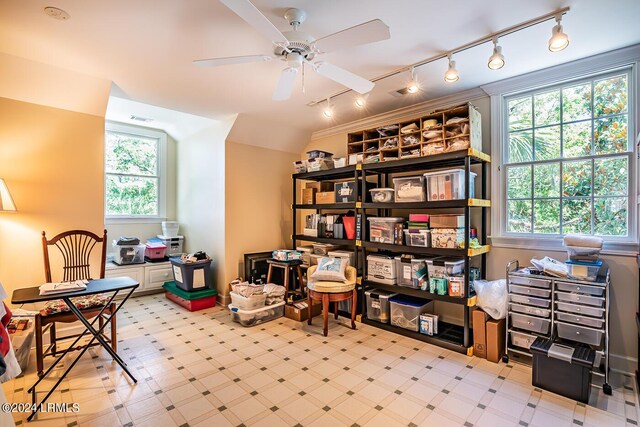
[177,118,236,295]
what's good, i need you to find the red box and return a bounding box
[145,241,167,259]
[165,292,217,311]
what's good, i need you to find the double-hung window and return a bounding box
[503,69,633,239]
[105,122,167,220]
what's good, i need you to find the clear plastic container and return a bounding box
[556,321,604,346]
[145,241,167,259]
[426,257,464,279]
[230,292,266,310]
[369,188,395,203]
[162,221,179,237]
[510,313,551,334]
[229,302,285,327]
[423,169,476,201]
[389,295,432,331]
[365,289,398,323]
[431,228,465,249]
[112,243,145,265]
[403,230,431,247]
[393,176,425,202]
[368,217,404,244]
[510,330,537,349]
[565,260,602,282]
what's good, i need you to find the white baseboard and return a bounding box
[609,352,638,376]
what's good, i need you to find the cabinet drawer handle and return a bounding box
[576,331,581,335]
[576,308,581,311]
[576,286,581,290]
[527,321,532,325]
[575,318,580,322]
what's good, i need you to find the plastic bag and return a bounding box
[474,279,508,320]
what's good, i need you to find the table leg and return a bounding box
[307,292,313,326]
[27,288,137,421]
[323,293,329,337]
[351,289,357,330]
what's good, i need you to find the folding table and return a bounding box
[11,276,139,421]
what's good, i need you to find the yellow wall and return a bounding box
[224,141,299,294]
[0,97,105,296]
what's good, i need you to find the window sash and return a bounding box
[501,68,634,240]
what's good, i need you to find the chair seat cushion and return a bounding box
[307,280,356,293]
[40,294,110,316]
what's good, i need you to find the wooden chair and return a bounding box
[306,265,357,337]
[35,229,116,377]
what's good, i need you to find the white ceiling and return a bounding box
[1,0,639,148]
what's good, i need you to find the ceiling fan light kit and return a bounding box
[306,7,570,119]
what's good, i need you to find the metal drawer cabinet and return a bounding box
[510,313,551,334]
[510,303,550,318]
[509,276,551,289]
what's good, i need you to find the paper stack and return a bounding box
[39,280,88,296]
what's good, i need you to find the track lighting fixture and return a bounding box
[308,7,571,119]
[322,97,334,118]
[488,37,505,70]
[406,67,420,93]
[354,92,370,108]
[548,13,569,52]
[444,54,459,83]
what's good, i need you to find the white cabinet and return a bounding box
[104,261,172,294]
[145,263,173,291]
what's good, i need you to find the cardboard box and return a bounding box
[285,300,322,322]
[473,308,490,359]
[486,318,506,363]
[302,188,316,204]
[430,214,465,229]
[305,182,334,192]
[316,191,336,204]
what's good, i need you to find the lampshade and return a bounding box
[0,179,17,212]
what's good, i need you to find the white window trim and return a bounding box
[104,121,167,224]
[481,44,640,256]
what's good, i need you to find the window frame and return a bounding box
[104,121,167,224]
[482,46,639,255]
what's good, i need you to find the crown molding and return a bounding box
[310,87,487,140]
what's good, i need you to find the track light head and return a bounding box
[354,92,369,108]
[322,97,334,118]
[488,38,505,70]
[406,67,420,93]
[444,55,459,83]
[548,14,569,52]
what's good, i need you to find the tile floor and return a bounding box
[3,294,638,426]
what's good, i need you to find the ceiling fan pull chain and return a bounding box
[302,63,306,94]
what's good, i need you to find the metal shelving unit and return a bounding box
[291,149,490,354]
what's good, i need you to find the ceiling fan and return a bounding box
[194,0,390,101]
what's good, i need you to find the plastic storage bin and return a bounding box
[154,235,184,256]
[530,337,594,403]
[423,169,476,201]
[370,188,395,203]
[510,330,537,349]
[431,228,465,249]
[365,289,398,323]
[230,291,266,310]
[510,313,551,334]
[556,322,604,346]
[163,281,217,312]
[404,230,431,247]
[565,260,602,282]
[368,217,404,244]
[162,221,179,237]
[229,301,285,327]
[389,295,432,332]
[367,255,396,285]
[113,243,145,265]
[426,257,464,279]
[393,176,425,202]
[170,258,213,291]
[145,241,167,260]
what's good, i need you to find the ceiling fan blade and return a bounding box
[193,54,272,67]
[219,0,288,45]
[313,62,374,94]
[314,19,390,53]
[273,68,298,101]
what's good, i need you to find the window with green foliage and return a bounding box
[504,71,631,237]
[105,124,166,217]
